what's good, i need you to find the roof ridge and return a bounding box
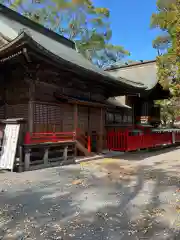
[119,77,144,86]
[105,60,156,71]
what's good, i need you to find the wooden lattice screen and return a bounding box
[33,102,73,132]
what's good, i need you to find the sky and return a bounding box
[3,0,160,61]
[94,0,160,61]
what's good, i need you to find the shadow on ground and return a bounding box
[108,145,180,162]
[0,158,179,239]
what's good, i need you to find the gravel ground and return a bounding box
[0,146,180,240]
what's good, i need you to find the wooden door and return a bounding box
[78,106,89,133]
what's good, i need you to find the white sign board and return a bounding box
[0,124,20,170]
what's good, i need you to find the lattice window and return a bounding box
[34,103,63,124]
[128,115,132,123]
[123,115,128,123]
[106,112,114,124]
[114,113,122,123]
[34,102,66,132]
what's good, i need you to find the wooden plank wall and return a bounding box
[0,105,5,119]
[0,66,29,120]
[78,106,104,135]
[89,107,101,132]
[63,104,73,131]
[6,104,28,119]
[78,106,89,133]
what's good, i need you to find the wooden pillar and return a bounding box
[28,102,33,133]
[73,104,78,132]
[28,81,35,133]
[26,64,38,134]
[24,148,30,171]
[2,70,8,119]
[130,96,139,125]
[98,107,103,153]
[87,107,90,135]
[73,104,78,156]
[63,146,68,161]
[43,148,49,166]
[140,101,151,124]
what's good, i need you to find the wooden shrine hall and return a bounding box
[0,4,170,164]
[105,60,170,128]
[0,4,147,155]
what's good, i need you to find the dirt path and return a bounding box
[0,146,180,239]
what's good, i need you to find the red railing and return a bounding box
[24,131,76,144]
[107,130,175,152]
[24,129,91,153]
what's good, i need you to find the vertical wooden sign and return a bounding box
[0,123,20,171]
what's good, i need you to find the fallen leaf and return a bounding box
[176,205,180,213]
[72,179,83,185]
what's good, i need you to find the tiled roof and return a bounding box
[106,60,158,90]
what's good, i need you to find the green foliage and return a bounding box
[151,0,180,123]
[2,0,129,67]
[151,0,180,96]
[156,98,180,126]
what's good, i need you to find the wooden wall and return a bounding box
[78,106,89,132]
[33,77,105,134]
[6,103,28,119]
[0,106,5,119]
[89,107,102,132]
[0,65,29,120]
[63,104,74,131]
[0,63,107,145]
[77,106,104,134]
[33,101,104,135]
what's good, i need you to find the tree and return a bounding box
[2,0,129,67]
[151,0,180,126]
[156,98,180,127]
[151,0,180,95]
[91,44,130,68]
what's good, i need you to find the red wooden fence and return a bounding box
[24,129,180,153]
[107,130,180,152]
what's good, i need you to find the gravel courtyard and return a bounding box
[0,146,180,240]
